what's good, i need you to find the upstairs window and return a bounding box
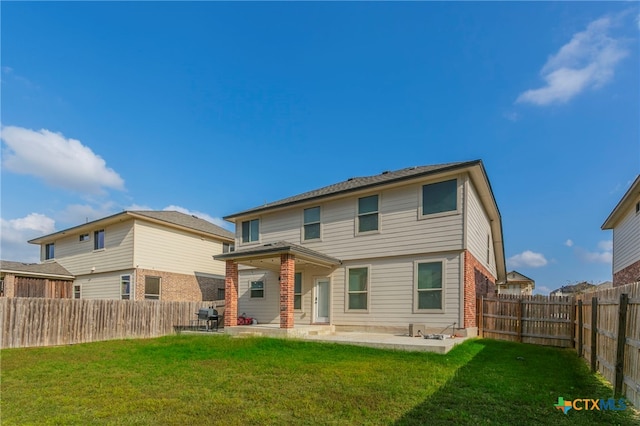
[303,207,321,240]
[73,284,81,299]
[357,195,379,233]
[223,242,235,253]
[94,229,105,250]
[422,179,457,216]
[241,219,259,243]
[45,243,55,260]
[79,233,90,242]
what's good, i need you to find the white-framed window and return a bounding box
[241,219,259,243]
[250,280,264,298]
[294,272,302,310]
[121,275,131,300]
[414,260,445,312]
[347,266,369,311]
[222,242,235,253]
[303,207,321,241]
[45,243,55,260]
[144,276,160,300]
[421,179,458,217]
[79,233,90,242]
[357,195,379,234]
[94,229,105,250]
[73,284,81,299]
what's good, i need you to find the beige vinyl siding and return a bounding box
[330,253,461,329]
[48,221,134,276]
[465,178,497,278]
[133,221,226,276]
[612,207,640,273]
[73,270,134,299]
[237,266,323,325]
[252,176,465,260]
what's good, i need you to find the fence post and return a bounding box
[517,299,523,343]
[614,293,629,397]
[478,296,484,338]
[591,296,598,372]
[577,299,583,358]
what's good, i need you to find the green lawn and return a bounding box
[1,336,637,425]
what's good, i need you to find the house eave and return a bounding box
[602,175,640,230]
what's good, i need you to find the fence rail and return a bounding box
[478,281,640,409]
[0,297,224,349]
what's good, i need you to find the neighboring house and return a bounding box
[215,160,506,336]
[602,175,640,286]
[1,260,74,298]
[28,211,234,301]
[497,270,534,295]
[550,282,596,297]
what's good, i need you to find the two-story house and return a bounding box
[602,175,640,286]
[215,160,506,336]
[29,211,235,301]
[497,271,535,295]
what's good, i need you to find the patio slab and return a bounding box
[223,324,468,354]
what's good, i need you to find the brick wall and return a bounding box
[134,269,224,302]
[279,254,295,329]
[224,261,238,327]
[614,259,640,287]
[463,250,497,328]
[2,274,15,298]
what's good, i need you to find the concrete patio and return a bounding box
[218,324,469,354]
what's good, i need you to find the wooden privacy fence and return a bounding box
[574,282,640,409]
[477,281,640,409]
[477,294,573,347]
[0,297,224,349]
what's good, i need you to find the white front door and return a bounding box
[314,278,330,323]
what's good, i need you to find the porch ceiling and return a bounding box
[214,241,341,271]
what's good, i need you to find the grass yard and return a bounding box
[1,336,637,425]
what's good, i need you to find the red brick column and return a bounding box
[463,250,497,328]
[279,253,295,329]
[224,260,238,327]
[3,274,16,297]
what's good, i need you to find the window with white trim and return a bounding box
[250,280,264,298]
[415,261,444,311]
[223,242,235,253]
[45,243,55,260]
[422,179,457,216]
[303,207,321,240]
[294,272,302,310]
[94,229,105,250]
[357,195,379,233]
[79,233,89,242]
[144,276,160,300]
[347,267,368,310]
[121,275,131,300]
[73,284,81,299]
[241,219,259,243]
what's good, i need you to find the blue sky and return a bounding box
[1,2,639,294]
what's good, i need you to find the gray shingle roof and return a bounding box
[130,211,234,240]
[225,160,479,219]
[0,260,74,278]
[215,240,341,266]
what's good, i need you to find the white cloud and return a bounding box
[507,250,548,268]
[163,205,232,230]
[0,213,55,262]
[565,239,574,247]
[516,15,629,106]
[574,240,613,264]
[1,126,125,194]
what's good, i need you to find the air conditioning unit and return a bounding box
[409,323,427,337]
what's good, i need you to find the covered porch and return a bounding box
[214,241,341,330]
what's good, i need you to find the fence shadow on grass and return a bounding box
[394,339,638,426]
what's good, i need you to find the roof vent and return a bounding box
[381,170,390,175]
[347,177,354,181]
